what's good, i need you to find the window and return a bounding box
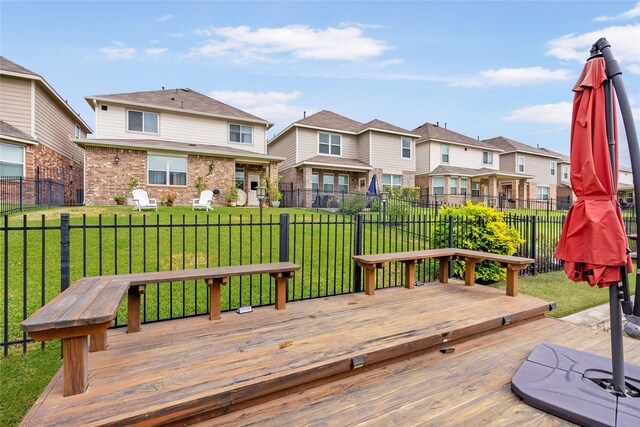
[229,124,252,144]
[626,192,634,204]
[75,125,81,139]
[550,161,556,176]
[562,165,569,180]
[338,174,349,193]
[323,173,334,193]
[383,174,402,189]
[471,182,480,197]
[148,155,187,186]
[537,186,549,200]
[128,110,159,134]
[482,151,493,165]
[460,178,468,196]
[318,132,341,156]
[311,173,319,192]
[235,167,245,189]
[450,177,458,195]
[401,137,411,159]
[441,144,449,164]
[432,176,444,195]
[517,156,525,173]
[0,142,24,177]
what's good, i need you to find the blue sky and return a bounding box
[2,1,639,163]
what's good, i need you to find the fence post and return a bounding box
[448,214,454,278]
[3,215,8,357]
[279,213,290,303]
[530,215,537,275]
[353,213,363,292]
[19,176,23,211]
[61,213,70,292]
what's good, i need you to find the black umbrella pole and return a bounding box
[610,284,627,394]
[596,38,640,316]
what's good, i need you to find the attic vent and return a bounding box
[101,105,108,111]
[181,88,189,92]
[188,143,196,146]
[171,97,175,100]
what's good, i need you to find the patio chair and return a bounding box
[131,188,158,211]
[192,190,213,211]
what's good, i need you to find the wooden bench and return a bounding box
[20,262,299,397]
[353,248,533,298]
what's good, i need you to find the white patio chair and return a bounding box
[192,190,213,211]
[131,188,158,211]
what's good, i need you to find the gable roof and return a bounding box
[482,136,562,159]
[359,119,417,137]
[294,110,364,133]
[85,88,272,128]
[412,122,500,151]
[0,120,37,144]
[538,147,570,162]
[430,165,534,179]
[0,56,92,133]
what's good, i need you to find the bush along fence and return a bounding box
[2,211,636,355]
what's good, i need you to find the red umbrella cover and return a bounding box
[555,57,633,287]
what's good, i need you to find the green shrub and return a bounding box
[385,186,421,217]
[339,192,367,215]
[435,202,524,283]
[370,200,380,212]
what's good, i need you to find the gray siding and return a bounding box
[267,128,297,170]
[357,133,370,164]
[297,128,359,161]
[415,142,431,175]
[501,153,516,173]
[0,76,32,135]
[34,84,85,163]
[523,154,557,186]
[369,131,414,175]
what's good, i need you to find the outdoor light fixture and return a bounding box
[380,191,389,222]
[113,154,120,164]
[209,163,215,172]
[256,185,267,222]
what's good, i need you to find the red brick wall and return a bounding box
[24,143,84,204]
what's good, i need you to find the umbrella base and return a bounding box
[512,343,640,426]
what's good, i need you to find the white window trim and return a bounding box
[323,172,335,193]
[536,186,550,200]
[146,153,188,187]
[401,137,412,159]
[311,172,319,191]
[562,165,569,180]
[432,175,444,195]
[228,123,254,145]
[0,142,26,177]
[383,173,402,189]
[441,144,450,164]
[482,151,493,165]
[517,155,525,173]
[127,109,160,135]
[317,132,342,157]
[338,174,349,193]
[550,161,556,176]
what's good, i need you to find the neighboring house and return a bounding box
[78,88,283,206]
[412,122,529,205]
[538,147,573,208]
[482,136,563,206]
[0,56,92,205]
[618,166,634,205]
[267,110,419,207]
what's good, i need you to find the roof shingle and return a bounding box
[0,56,38,76]
[294,110,364,133]
[86,88,270,125]
[412,122,499,150]
[0,120,36,142]
[482,136,562,159]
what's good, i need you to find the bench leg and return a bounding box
[89,329,107,352]
[207,278,225,320]
[403,261,416,289]
[506,268,519,297]
[275,275,287,310]
[438,258,449,284]
[464,260,476,286]
[127,285,143,333]
[364,267,376,295]
[63,336,88,396]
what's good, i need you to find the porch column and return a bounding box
[302,166,313,208]
[489,176,498,198]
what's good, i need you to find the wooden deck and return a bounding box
[21,279,622,426]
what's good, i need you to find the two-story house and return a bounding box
[413,123,529,205]
[78,88,284,206]
[483,136,568,206]
[267,110,419,207]
[0,56,92,205]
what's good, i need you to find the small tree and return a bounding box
[435,202,524,283]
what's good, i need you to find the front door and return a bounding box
[247,174,261,206]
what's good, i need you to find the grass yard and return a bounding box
[490,270,637,318]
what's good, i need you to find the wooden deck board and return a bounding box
[211,318,640,427]
[23,280,555,426]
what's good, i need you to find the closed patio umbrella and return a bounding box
[512,39,640,426]
[366,174,379,196]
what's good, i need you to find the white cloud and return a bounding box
[451,67,573,87]
[100,42,135,60]
[156,14,174,22]
[145,47,168,56]
[594,2,640,22]
[546,24,640,74]
[209,90,308,128]
[503,102,573,125]
[190,25,389,62]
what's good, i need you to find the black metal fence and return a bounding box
[2,211,636,355]
[0,176,65,215]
